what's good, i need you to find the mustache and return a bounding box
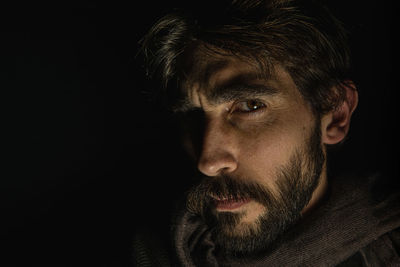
[186,174,276,216]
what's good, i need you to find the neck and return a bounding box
[301,162,328,216]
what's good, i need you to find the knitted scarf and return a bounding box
[172,173,400,266]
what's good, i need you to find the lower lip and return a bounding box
[213,199,251,211]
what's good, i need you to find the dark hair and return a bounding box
[140,0,352,114]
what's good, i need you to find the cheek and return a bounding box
[236,112,311,185]
[240,130,293,184]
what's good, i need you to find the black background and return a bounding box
[1,0,398,265]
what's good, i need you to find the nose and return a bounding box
[197,118,238,177]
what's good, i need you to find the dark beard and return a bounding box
[185,120,325,257]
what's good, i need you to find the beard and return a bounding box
[185,120,325,257]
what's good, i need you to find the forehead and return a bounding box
[181,48,268,94]
[178,49,301,110]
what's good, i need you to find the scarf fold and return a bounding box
[172,173,400,266]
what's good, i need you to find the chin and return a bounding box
[211,204,302,256]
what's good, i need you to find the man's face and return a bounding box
[178,54,327,256]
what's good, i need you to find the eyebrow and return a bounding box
[173,82,279,113]
[207,83,279,105]
[174,65,280,113]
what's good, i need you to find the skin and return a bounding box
[179,53,358,235]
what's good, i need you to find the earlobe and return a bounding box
[321,82,359,145]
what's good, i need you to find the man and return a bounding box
[134,0,400,266]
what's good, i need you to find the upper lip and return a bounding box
[209,194,229,201]
[209,194,247,202]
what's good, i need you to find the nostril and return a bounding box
[197,152,238,177]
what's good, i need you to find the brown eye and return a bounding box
[235,99,266,113]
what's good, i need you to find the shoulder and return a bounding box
[335,171,400,266]
[338,227,400,267]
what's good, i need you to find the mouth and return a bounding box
[212,197,251,211]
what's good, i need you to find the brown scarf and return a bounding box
[172,173,400,266]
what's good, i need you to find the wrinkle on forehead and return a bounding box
[180,42,275,93]
[180,56,277,107]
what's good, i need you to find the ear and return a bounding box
[321,81,359,145]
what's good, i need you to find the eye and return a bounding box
[233,99,266,113]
